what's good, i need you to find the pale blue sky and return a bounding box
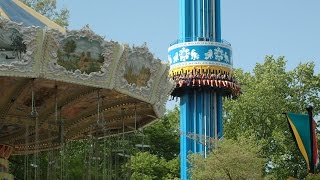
[57,0,319,109]
[58,0,320,72]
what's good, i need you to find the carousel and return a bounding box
[0,0,173,179]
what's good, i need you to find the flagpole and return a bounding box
[306,105,314,174]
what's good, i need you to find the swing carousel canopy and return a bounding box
[0,0,173,155]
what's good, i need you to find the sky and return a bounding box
[58,0,320,72]
[57,0,320,109]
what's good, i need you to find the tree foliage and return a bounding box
[144,106,180,160]
[63,39,76,59]
[224,56,320,179]
[127,152,179,180]
[189,136,265,180]
[20,0,69,27]
[10,30,26,59]
[126,107,180,179]
[10,141,88,179]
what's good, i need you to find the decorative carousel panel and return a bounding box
[114,44,163,102]
[0,18,41,77]
[42,26,122,88]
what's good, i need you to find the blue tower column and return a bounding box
[179,92,190,180]
[179,0,191,40]
[179,0,220,42]
[215,0,221,42]
[169,0,239,179]
[217,93,223,137]
[179,90,223,179]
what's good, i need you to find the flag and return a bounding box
[286,113,319,172]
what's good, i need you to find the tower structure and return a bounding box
[168,0,240,179]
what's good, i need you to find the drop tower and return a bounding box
[168,0,240,179]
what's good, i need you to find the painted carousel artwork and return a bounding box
[0,0,173,179]
[57,37,104,74]
[124,56,151,87]
[0,27,26,64]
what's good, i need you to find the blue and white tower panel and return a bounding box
[168,0,240,179]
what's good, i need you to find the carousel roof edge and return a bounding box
[0,0,65,33]
[0,16,174,120]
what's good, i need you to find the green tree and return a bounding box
[127,152,179,180]
[224,56,320,179]
[124,107,180,179]
[10,30,26,59]
[189,136,265,180]
[20,0,69,27]
[10,141,88,179]
[305,173,320,180]
[144,106,180,160]
[63,39,76,59]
